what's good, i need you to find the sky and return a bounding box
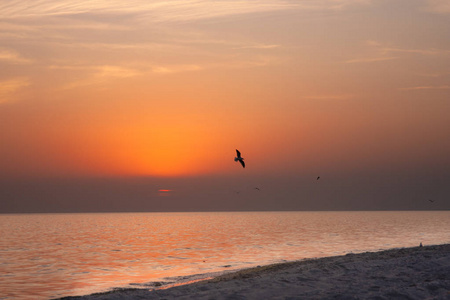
[0,0,449,212]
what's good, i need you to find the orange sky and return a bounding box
[1,0,450,180]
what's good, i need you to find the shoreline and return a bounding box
[60,244,450,299]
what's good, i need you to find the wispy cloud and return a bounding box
[149,54,280,74]
[345,39,450,64]
[0,77,30,104]
[151,64,203,74]
[345,56,397,64]
[56,53,282,89]
[415,72,450,78]
[381,47,450,56]
[0,0,377,73]
[0,0,301,53]
[50,64,142,77]
[0,48,33,64]
[323,0,372,10]
[0,1,297,23]
[374,40,450,57]
[345,40,395,64]
[54,62,209,90]
[0,0,375,26]
[95,65,143,78]
[234,44,281,50]
[57,65,144,90]
[0,1,296,72]
[399,85,450,91]
[54,51,282,90]
[304,94,355,100]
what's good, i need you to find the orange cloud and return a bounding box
[399,85,450,91]
[0,48,32,64]
[0,77,30,104]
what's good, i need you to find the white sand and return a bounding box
[61,244,450,299]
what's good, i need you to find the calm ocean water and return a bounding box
[0,211,449,299]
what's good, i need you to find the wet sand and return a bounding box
[61,244,450,299]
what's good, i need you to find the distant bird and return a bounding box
[254,187,260,191]
[317,176,320,180]
[429,199,434,203]
[234,149,245,168]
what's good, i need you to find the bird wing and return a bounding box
[236,149,241,158]
[239,160,245,168]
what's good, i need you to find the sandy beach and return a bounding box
[61,243,450,299]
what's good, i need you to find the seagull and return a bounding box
[428,199,434,203]
[317,176,320,180]
[254,187,260,191]
[234,149,245,168]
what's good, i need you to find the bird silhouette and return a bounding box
[317,176,320,180]
[234,149,245,168]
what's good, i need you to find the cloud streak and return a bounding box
[381,47,450,56]
[54,64,144,90]
[0,0,297,23]
[0,77,30,104]
[399,85,450,91]
[304,94,355,100]
[345,39,450,64]
[234,44,281,50]
[0,0,375,27]
[0,48,33,64]
[345,56,397,64]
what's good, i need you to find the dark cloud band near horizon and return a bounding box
[1,169,448,213]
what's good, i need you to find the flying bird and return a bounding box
[317,176,320,180]
[428,199,434,203]
[254,187,260,191]
[234,149,245,168]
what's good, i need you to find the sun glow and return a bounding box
[103,122,221,177]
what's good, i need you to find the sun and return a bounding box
[158,189,173,197]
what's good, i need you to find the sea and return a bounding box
[0,211,449,299]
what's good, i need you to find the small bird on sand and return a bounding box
[234,149,245,168]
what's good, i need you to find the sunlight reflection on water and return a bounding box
[0,211,449,299]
